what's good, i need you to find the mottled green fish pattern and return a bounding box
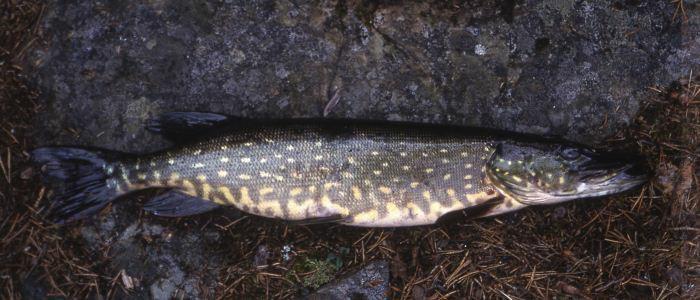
[32,112,648,226]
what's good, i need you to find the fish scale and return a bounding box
[114,125,499,226]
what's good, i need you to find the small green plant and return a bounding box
[288,255,343,289]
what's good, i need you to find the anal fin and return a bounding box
[144,190,220,217]
[288,214,348,225]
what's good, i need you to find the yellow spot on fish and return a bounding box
[217,170,228,178]
[446,189,456,199]
[260,158,267,163]
[241,157,251,163]
[193,149,202,155]
[244,142,253,147]
[443,174,452,180]
[464,175,473,180]
[385,203,402,218]
[239,174,251,180]
[221,145,228,150]
[406,202,425,218]
[559,176,565,184]
[260,171,271,178]
[274,175,284,181]
[422,190,431,200]
[287,158,295,163]
[324,182,340,190]
[290,188,303,196]
[137,173,146,180]
[465,184,473,189]
[167,172,180,185]
[352,186,362,200]
[373,170,382,175]
[286,199,312,219]
[422,152,428,157]
[512,175,522,182]
[440,149,448,153]
[275,154,282,158]
[410,182,420,188]
[314,155,323,160]
[425,168,434,174]
[201,183,214,202]
[321,195,350,215]
[168,159,175,165]
[220,157,229,163]
[181,180,197,196]
[381,162,389,167]
[465,163,473,168]
[371,151,379,156]
[193,163,204,168]
[353,210,379,223]
[429,202,442,214]
[219,186,236,204]
[402,165,410,170]
[308,186,317,193]
[348,157,356,164]
[341,172,353,178]
[153,171,161,180]
[286,145,295,151]
[461,152,469,157]
[442,159,449,164]
[150,161,156,167]
[239,187,253,206]
[379,186,392,194]
[196,174,207,181]
[400,152,407,157]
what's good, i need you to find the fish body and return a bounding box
[32,112,649,226]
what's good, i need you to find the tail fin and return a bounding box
[31,147,125,224]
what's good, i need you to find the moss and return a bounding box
[289,256,342,289]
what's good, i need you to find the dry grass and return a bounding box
[1,1,698,299]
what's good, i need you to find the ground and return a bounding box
[0,0,698,299]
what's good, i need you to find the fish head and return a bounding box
[485,142,649,205]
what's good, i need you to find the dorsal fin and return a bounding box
[146,112,243,142]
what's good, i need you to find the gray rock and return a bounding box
[22,0,699,297]
[306,260,390,300]
[27,0,698,153]
[78,201,221,299]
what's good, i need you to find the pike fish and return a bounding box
[32,112,649,226]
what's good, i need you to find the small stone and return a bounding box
[552,206,567,220]
[307,260,390,300]
[253,244,270,268]
[20,167,33,180]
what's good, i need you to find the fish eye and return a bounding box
[560,148,580,160]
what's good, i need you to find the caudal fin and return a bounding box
[31,147,125,224]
